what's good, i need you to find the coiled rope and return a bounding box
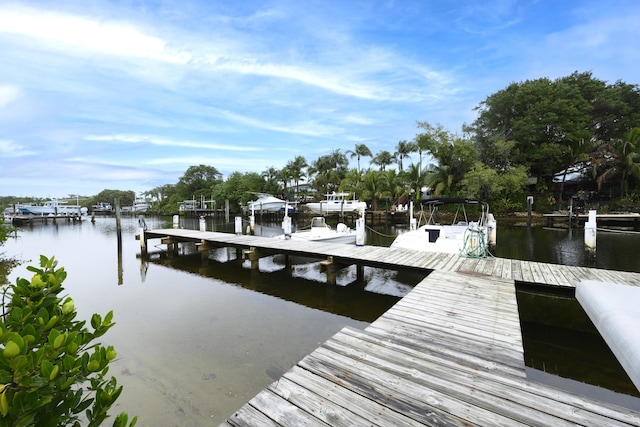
[460,223,492,258]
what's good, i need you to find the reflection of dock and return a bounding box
[140,229,640,425]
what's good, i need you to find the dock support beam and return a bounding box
[357,264,364,282]
[196,240,214,259]
[161,237,179,256]
[243,247,260,270]
[320,256,337,285]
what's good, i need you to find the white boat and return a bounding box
[17,199,82,216]
[132,197,150,213]
[91,202,113,215]
[390,198,495,257]
[305,192,366,215]
[246,194,289,213]
[277,217,356,244]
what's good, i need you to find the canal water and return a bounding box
[3,216,640,424]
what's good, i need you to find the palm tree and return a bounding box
[286,156,308,200]
[425,162,454,196]
[339,168,365,199]
[371,150,394,171]
[384,169,406,202]
[346,144,373,173]
[596,127,640,197]
[361,170,390,211]
[261,166,281,195]
[415,122,449,173]
[405,163,427,199]
[278,166,292,198]
[393,140,418,172]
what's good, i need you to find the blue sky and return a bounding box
[1,0,639,198]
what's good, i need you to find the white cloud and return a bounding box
[0,5,189,63]
[84,134,262,151]
[0,139,35,157]
[0,84,21,109]
[215,109,338,137]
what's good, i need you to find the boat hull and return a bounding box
[391,224,488,255]
[305,202,366,215]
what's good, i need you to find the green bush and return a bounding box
[0,256,136,427]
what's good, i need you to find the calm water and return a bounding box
[3,216,412,426]
[4,217,640,424]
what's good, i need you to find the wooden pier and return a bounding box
[221,270,640,426]
[141,228,640,288]
[139,228,640,426]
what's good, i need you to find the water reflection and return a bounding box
[516,285,640,410]
[141,247,415,322]
[493,226,640,273]
[6,217,403,426]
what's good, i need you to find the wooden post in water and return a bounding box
[114,198,124,285]
[225,199,230,223]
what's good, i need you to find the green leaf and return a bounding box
[91,314,101,330]
[41,360,54,378]
[3,340,20,358]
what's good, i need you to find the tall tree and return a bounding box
[361,170,389,211]
[340,168,366,199]
[472,76,591,179]
[261,166,282,195]
[595,127,640,197]
[176,164,222,199]
[415,122,449,173]
[346,144,372,173]
[371,150,394,171]
[278,166,292,198]
[393,140,418,172]
[424,137,477,196]
[286,156,308,200]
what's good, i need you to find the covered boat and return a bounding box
[305,192,366,215]
[391,198,496,257]
[276,217,356,244]
[246,194,290,213]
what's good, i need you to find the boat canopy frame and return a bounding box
[419,198,490,227]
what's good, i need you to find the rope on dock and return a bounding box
[365,225,396,238]
[460,225,494,258]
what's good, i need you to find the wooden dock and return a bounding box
[140,228,640,426]
[220,270,640,426]
[142,228,640,288]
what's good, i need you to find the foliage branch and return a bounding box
[0,256,136,427]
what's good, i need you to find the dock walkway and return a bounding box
[220,270,640,426]
[141,228,640,425]
[142,228,640,288]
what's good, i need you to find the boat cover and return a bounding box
[576,280,640,391]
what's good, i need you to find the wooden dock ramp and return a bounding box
[220,270,640,426]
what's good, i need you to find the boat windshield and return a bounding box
[311,217,327,228]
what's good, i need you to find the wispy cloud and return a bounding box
[0,84,21,109]
[0,139,36,157]
[84,134,262,151]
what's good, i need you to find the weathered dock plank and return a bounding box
[143,229,640,426]
[221,268,640,426]
[144,228,640,288]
